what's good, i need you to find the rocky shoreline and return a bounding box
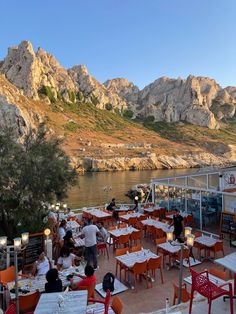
[75,150,235,173]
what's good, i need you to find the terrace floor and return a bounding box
[94,234,236,314]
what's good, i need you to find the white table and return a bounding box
[115,206,130,212]
[215,252,236,273]
[158,242,181,254]
[184,273,227,286]
[166,212,190,219]
[66,220,80,232]
[120,212,144,222]
[35,290,87,314]
[108,226,138,238]
[86,304,115,314]
[74,237,85,247]
[116,249,158,268]
[83,208,112,218]
[194,236,217,247]
[8,266,84,299]
[141,218,173,233]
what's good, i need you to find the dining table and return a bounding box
[119,212,144,223]
[34,290,88,314]
[141,218,174,233]
[194,235,217,261]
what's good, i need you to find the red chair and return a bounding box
[189,268,234,314]
[97,242,109,259]
[5,304,16,314]
[88,289,111,314]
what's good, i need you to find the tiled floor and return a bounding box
[94,235,236,314]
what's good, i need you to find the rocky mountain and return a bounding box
[1,40,236,130]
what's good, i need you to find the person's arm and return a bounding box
[96,230,104,241]
[57,263,62,271]
[32,262,37,276]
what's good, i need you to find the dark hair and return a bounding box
[60,246,70,257]
[87,218,92,225]
[84,265,94,277]
[37,249,45,256]
[59,220,67,228]
[112,198,115,202]
[64,230,73,240]
[46,269,59,283]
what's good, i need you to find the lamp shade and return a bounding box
[166,230,173,242]
[55,205,60,212]
[0,236,7,249]
[44,228,51,237]
[63,204,67,209]
[51,204,55,209]
[134,196,139,200]
[14,237,22,251]
[21,232,29,245]
[184,227,192,237]
[186,234,195,247]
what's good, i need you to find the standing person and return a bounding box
[96,222,108,243]
[169,209,184,242]
[58,220,67,241]
[63,230,76,249]
[81,219,103,270]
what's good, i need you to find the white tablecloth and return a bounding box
[35,290,87,314]
[108,226,138,237]
[142,218,173,233]
[116,249,159,268]
[158,242,181,254]
[83,208,111,218]
[215,252,236,273]
[194,236,217,247]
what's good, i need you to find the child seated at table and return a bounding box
[45,269,63,293]
[70,265,96,290]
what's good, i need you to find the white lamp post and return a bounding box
[0,233,29,314]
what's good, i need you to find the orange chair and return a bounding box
[108,226,116,231]
[88,290,111,314]
[209,241,224,259]
[172,283,191,305]
[115,234,130,250]
[130,230,142,246]
[0,266,15,285]
[138,215,146,221]
[111,296,124,314]
[193,232,205,259]
[118,212,126,220]
[208,268,227,280]
[174,248,190,267]
[130,244,142,253]
[185,215,194,227]
[128,217,138,227]
[147,256,164,287]
[19,290,40,314]
[5,304,16,314]
[155,228,164,239]
[146,225,157,241]
[78,284,95,299]
[97,242,109,259]
[129,261,148,290]
[115,248,129,281]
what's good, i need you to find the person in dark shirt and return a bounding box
[106,198,116,212]
[133,196,139,211]
[45,269,63,293]
[63,230,75,249]
[170,209,184,242]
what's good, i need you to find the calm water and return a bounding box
[65,168,197,208]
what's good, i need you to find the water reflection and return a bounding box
[65,168,197,208]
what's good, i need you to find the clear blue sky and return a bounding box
[1,0,235,88]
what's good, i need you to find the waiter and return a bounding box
[170,209,184,242]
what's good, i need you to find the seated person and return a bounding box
[70,265,96,289]
[96,222,108,243]
[63,230,76,249]
[106,198,117,212]
[45,268,63,293]
[57,246,75,270]
[32,250,51,276]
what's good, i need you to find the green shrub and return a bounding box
[77,91,85,102]
[144,115,155,123]
[68,90,76,103]
[91,93,100,106]
[105,103,113,111]
[63,121,79,132]
[123,109,134,119]
[38,85,57,103]
[114,108,121,115]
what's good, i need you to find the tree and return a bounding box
[0,126,77,238]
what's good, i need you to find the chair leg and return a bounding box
[145,271,148,289]
[208,299,212,314]
[189,291,194,314]
[173,294,176,305]
[159,268,164,284]
[230,294,234,314]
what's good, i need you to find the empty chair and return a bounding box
[128,217,138,227]
[146,225,157,241]
[88,290,111,314]
[111,296,124,314]
[130,230,142,246]
[209,241,224,259]
[115,248,129,281]
[155,228,164,239]
[97,242,109,259]
[19,290,40,314]
[129,260,148,290]
[4,304,16,314]
[78,284,95,299]
[208,267,227,280]
[115,234,130,250]
[189,268,233,314]
[147,256,164,287]
[0,266,15,285]
[130,244,142,253]
[172,283,191,305]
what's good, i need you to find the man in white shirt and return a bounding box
[81,219,103,270]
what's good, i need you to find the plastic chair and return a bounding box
[129,261,148,290]
[115,234,130,250]
[97,242,109,259]
[155,238,168,267]
[147,256,164,287]
[0,266,15,285]
[130,244,142,253]
[88,289,111,314]
[189,268,234,314]
[111,296,124,314]
[208,267,227,280]
[115,248,129,281]
[155,228,164,239]
[209,241,224,259]
[172,283,190,305]
[78,284,95,299]
[146,225,156,241]
[5,304,16,314]
[128,217,138,227]
[19,290,40,314]
[130,230,142,246]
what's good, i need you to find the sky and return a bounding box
[0,0,236,88]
